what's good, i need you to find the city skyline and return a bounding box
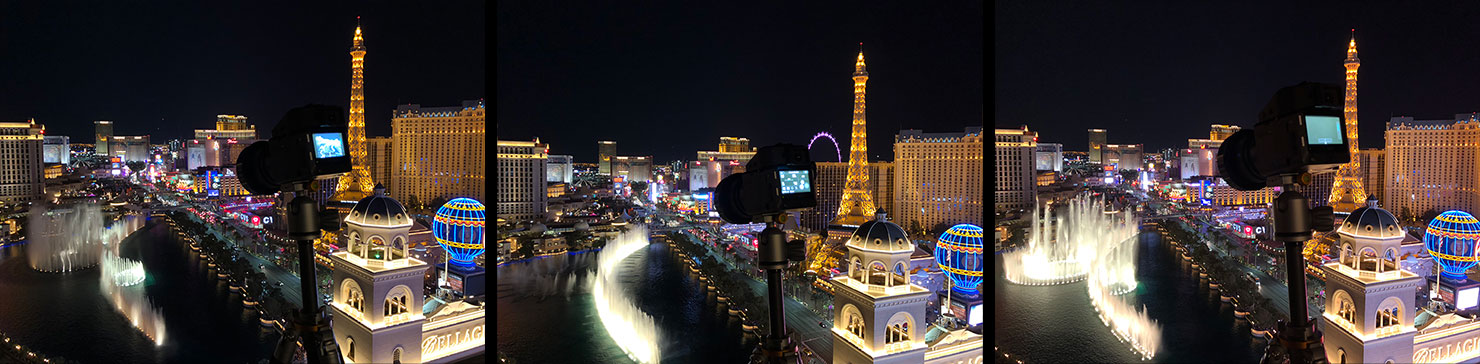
[996,2,1480,152]
[0,1,484,142]
[497,2,984,163]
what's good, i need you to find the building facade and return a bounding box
[1385,115,1480,218]
[871,162,893,220]
[610,155,653,183]
[0,121,44,203]
[1104,144,1143,170]
[995,128,1036,213]
[367,136,393,194]
[1035,143,1062,172]
[597,141,616,176]
[391,100,486,203]
[42,135,69,165]
[1359,148,1385,207]
[194,114,257,140]
[110,136,150,163]
[546,155,573,183]
[496,139,547,222]
[94,120,113,157]
[894,127,983,230]
[1088,129,1107,164]
[801,162,849,233]
[328,188,485,364]
[1210,124,1241,140]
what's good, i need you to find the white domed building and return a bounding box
[829,210,982,364]
[1319,198,1480,364]
[328,186,485,363]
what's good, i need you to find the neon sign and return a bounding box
[422,325,484,359]
[1415,334,1480,363]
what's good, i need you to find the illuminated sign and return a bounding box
[968,304,982,326]
[1244,226,1254,236]
[1463,287,1480,310]
[1414,327,1480,363]
[422,325,485,359]
[449,274,464,292]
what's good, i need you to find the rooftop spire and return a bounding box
[1346,29,1359,62]
[353,17,365,50]
[854,43,867,75]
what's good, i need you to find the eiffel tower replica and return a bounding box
[1328,31,1367,214]
[826,45,878,242]
[330,19,376,206]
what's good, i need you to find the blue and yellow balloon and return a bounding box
[433,198,486,266]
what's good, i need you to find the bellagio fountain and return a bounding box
[1002,193,1162,360]
[26,203,163,346]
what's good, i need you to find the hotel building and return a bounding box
[1088,128,1107,164]
[391,100,486,203]
[0,121,44,203]
[801,162,849,233]
[94,120,113,156]
[1384,114,1480,217]
[597,141,616,176]
[995,127,1036,213]
[546,155,573,183]
[367,136,393,194]
[1035,143,1062,172]
[496,139,547,222]
[895,127,982,228]
[194,115,258,140]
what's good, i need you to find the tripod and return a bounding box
[1259,174,1334,364]
[271,182,344,364]
[749,214,805,364]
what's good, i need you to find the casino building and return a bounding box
[1320,198,1480,363]
[328,186,485,363]
[829,210,982,364]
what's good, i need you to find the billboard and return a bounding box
[1462,287,1479,310]
[449,273,464,292]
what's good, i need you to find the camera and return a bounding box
[237,105,354,195]
[714,143,817,224]
[1218,82,1350,191]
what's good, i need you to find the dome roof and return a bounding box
[344,185,411,227]
[530,222,547,233]
[847,210,912,252]
[575,221,590,230]
[1338,198,1403,239]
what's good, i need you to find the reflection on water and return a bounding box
[498,240,754,363]
[0,219,277,363]
[996,232,1265,363]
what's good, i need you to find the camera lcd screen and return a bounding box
[312,133,347,159]
[1305,115,1344,145]
[778,170,811,194]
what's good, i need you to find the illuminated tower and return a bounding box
[831,211,930,364]
[831,44,877,228]
[1328,30,1368,213]
[1320,198,1419,364]
[334,18,375,202]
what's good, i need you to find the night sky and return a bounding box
[0,1,484,143]
[497,2,984,164]
[996,2,1480,152]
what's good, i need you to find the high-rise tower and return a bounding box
[831,44,877,228]
[1329,30,1368,213]
[334,18,376,202]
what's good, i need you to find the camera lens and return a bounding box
[1216,129,1265,191]
[715,175,750,224]
[237,141,277,195]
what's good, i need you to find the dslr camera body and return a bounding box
[237,105,354,195]
[714,143,818,224]
[1218,82,1350,191]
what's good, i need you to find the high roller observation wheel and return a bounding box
[808,132,842,162]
